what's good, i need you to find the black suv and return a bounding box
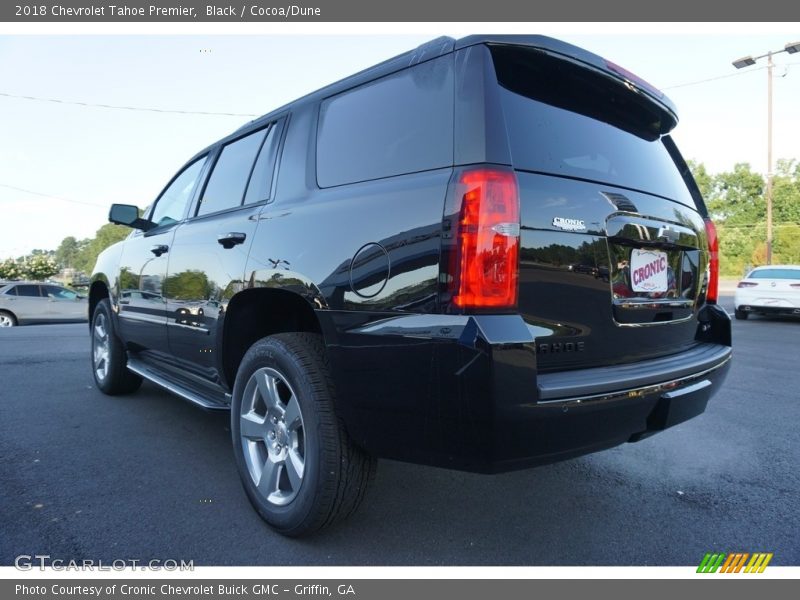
[90,35,732,536]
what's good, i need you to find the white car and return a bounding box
[0,281,88,327]
[734,265,800,320]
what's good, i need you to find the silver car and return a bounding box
[0,281,88,327]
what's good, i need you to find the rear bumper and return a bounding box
[737,303,800,317]
[320,304,732,473]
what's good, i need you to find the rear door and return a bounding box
[165,119,284,379]
[486,43,710,372]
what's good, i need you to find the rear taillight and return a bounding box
[447,167,520,309]
[738,282,759,288]
[704,219,719,304]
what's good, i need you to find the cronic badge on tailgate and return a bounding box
[552,217,586,231]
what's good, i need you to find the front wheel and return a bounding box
[231,333,376,537]
[91,299,142,395]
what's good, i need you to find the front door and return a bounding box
[116,156,208,351]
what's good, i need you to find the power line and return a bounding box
[663,61,799,91]
[0,91,259,117]
[662,65,768,90]
[0,183,107,208]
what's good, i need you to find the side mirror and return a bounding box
[109,204,154,231]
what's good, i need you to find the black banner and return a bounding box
[2,0,798,22]
[3,579,798,600]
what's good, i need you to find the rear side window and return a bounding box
[3,286,17,296]
[197,128,267,216]
[15,285,41,297]
[244,123,282,205]
[316,55,454,188]
[490,45,696,207]
[749,269,800,280]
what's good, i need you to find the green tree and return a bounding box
[772,159,800,223]
[55,236,82,269]
[73,224,130,273]
[687,160,714,202]
[708,163,764,225]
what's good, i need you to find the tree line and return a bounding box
[690,159,800,276]
[0,224,129,282]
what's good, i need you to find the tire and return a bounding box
[734,308,749,320]
[231,332,376,537]
[91,299,142,395]
[0,310,17,327]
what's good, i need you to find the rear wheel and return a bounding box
[91,299,142,394]
[734,308,749,320]
[0,311,17,327]
[231,332,376,537]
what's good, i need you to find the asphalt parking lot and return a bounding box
[1,293,798,566]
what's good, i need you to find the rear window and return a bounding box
[490,45,696,207]
[749,268,800,280]
[316,55,454,188]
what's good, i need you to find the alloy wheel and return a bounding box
[239,367,306,506]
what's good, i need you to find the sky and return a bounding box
[1,24,799,258]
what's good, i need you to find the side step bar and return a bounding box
[127,358,230,411]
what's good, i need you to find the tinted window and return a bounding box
[197,129,266,216]
[244,124,281,205]
[16,285,41,297]
[151,157,207,228]
[2,286,17,296]
[749,269,800,280]
[317,56,454,188]
[44,285,78,299]
[491,45,695,207]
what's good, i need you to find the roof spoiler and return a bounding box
[456,34,679,133]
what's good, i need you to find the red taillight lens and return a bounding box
[449,168,520,309]
[704,219,719,304]
[737,281,758,288]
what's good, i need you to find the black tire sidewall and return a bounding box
[230,336,328,534]
[91,299,129,393]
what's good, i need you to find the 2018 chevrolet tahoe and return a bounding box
[90,35,732,536]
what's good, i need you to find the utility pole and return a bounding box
[766,51,773,264]
[733,41,800,265]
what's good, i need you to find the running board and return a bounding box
[126,358,229,411]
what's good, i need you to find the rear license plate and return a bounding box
[630,248,668,293]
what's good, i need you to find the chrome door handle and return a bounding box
[217,232,246,249]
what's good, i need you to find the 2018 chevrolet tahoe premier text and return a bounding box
[90,35,732,536]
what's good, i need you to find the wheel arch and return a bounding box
[0,307,18,325]
[221,287,325,390]
[88,276,111,330]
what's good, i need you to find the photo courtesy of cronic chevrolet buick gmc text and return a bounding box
[89,35,732,536]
